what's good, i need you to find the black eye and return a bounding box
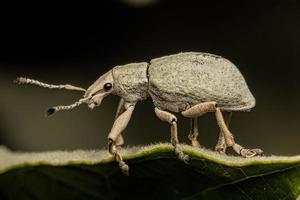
[103,83,112,91]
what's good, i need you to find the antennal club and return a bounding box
[46,97,89,117]
[14,77,86,92]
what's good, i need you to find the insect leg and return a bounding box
[215,108,263,157]
[181,102,217,118]
[114,98,125,147]
[188,118,201,147]
[154,107,190,163]
[182,101,218,147]
[108,102,136,175]
[214,112,232,154]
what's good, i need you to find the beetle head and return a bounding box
[84,70,114,109]
[15,71,115,116]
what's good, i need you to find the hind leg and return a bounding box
[182,102,263,157]
[215,108,263,157]
[215,112,232,154]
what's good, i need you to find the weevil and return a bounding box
[15,52,263,175]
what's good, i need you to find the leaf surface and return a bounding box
[0,144,299,200]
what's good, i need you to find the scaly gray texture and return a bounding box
[148,52,255,112]
[85,52,255,112]
[112,63,149,102]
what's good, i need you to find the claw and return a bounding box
[215,146,226,154]
[179,154,190,164]
[240,148,263,158]
[175,145,190,163]
[191,140,201,147]
[188,132,201,147]
[119,161,130,176]
[114,151,130,176]
[215,143,227,154]
[251,148,264,156]
[232,144,263,158]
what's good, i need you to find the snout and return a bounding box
[87,94,105,109]
[88,101,101,109]
[88,102,97,109]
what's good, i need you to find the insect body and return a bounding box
[15,52,263,175]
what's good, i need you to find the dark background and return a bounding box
[1,0,300,155]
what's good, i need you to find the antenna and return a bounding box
[14,77,86,92]
[46,97,89,117]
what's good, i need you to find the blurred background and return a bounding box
[1,0,299,155]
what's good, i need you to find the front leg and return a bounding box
[114,98,125,146]
[108,102,136,175]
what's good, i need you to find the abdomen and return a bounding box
[148,52,255,112]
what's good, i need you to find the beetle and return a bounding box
[15,52,263,175]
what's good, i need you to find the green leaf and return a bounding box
[0,144,300,200]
